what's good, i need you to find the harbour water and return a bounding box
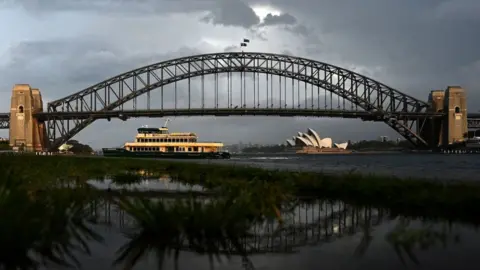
[10,153,480,270]
[194,152,480,181]
[47,179,480,270]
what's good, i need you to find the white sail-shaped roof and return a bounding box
[319,138,333,148]
[295,136,312,146]
[334,142,349,149]
[302,134,319,147]
[286,128,345,149]
[307,128,322,146]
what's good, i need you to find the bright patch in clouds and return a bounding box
[252,5,281,21]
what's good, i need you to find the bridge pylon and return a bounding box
[9,84,48,152]
[420,86,467,148]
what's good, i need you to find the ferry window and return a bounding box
[188,147,192,151]
[193,147,198,152]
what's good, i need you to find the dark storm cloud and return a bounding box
[0,38,204,105]
[9,0,213,15]
[247,0,480,108]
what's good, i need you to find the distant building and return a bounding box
[379,136,389,142]
[285,128,349,149]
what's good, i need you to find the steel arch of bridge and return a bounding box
[46,52,432,150]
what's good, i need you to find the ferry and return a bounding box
[102,119,231,159]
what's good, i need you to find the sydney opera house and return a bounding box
[286,128,350,153]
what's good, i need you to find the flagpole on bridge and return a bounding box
[240,38,250,108]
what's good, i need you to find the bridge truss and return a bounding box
[467,114,480,129]
[39,52,437,149]
[0,113,9,129]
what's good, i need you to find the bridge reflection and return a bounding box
[89,196,383,255]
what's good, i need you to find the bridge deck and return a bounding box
[33,108,444,120]
[2,109,479,129]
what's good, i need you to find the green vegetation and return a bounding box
[1,155,480,223]
[66,140,94,154]
[242,144,289,153]
[349,139,414,151]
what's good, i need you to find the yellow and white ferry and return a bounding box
[102,119,230,159]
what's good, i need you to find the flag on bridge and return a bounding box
[240,43,247,47]
[243,38,250,43]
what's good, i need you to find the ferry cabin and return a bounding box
[124,127,224,153]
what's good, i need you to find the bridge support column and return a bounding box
[442,86,467,146]
[421,87,467,149]
[9,84,47,152]
[420,90,445,148]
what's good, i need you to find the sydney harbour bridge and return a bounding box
[1,51,479,151]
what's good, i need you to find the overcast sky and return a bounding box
[1,0,479,147]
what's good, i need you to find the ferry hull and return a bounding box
[102,148,231,159]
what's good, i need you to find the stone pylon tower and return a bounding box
[442,86,467,146]
[421,86,468,148]
[9,84,47,151]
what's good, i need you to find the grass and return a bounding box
[1,154,480,223]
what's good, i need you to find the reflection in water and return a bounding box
[88,174,204,193]
[0,177,103,269]
[385,217,461,267]
[89,197,468,270]
[0,174,476,270]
